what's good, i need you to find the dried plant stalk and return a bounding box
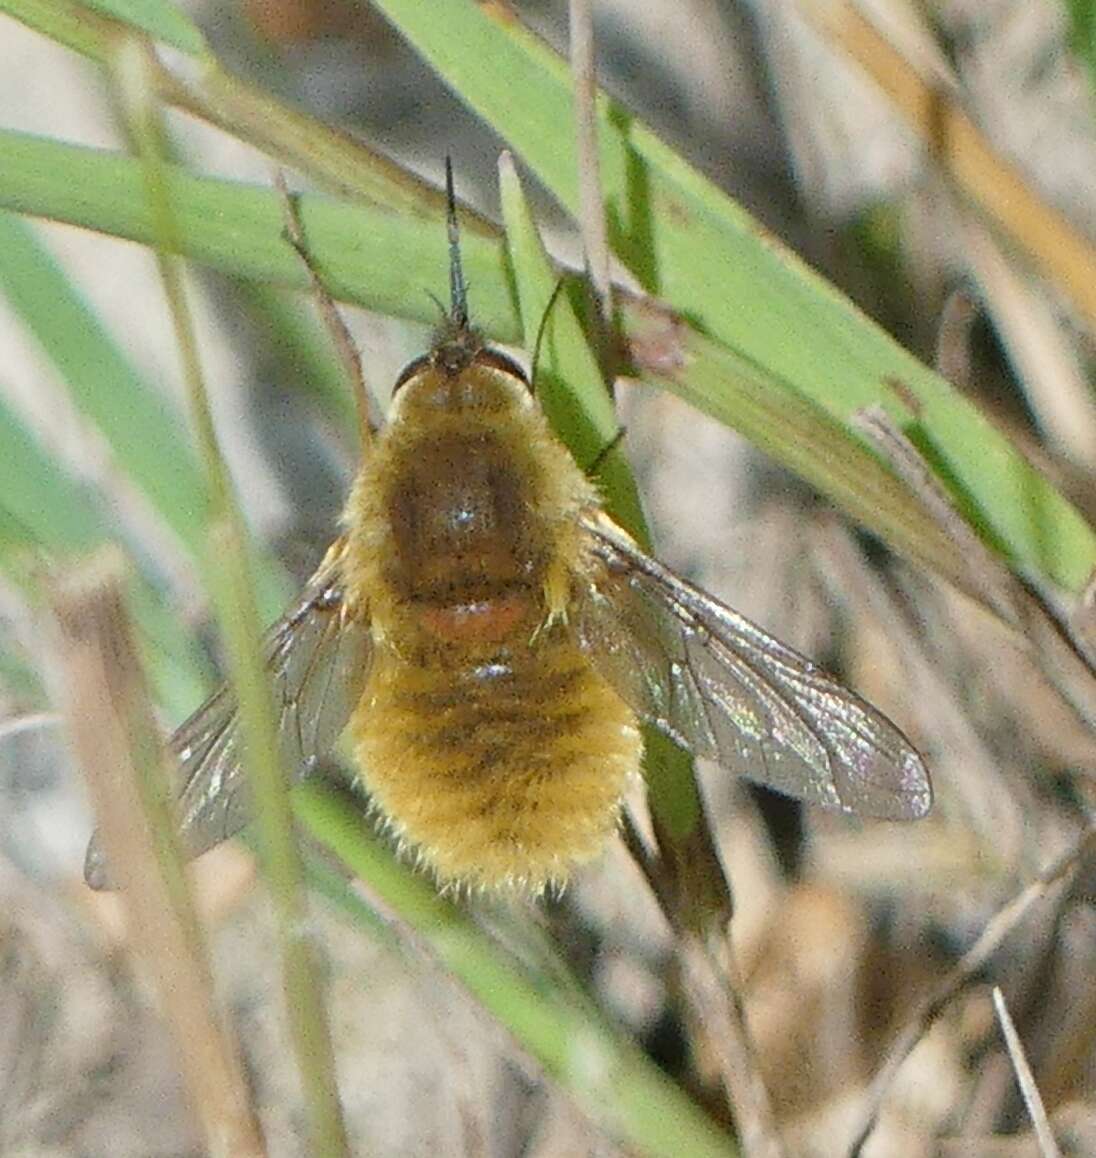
[569,0,612,322]
[51,550,265,1158]
[800,0,1096,330]
[992,986,1064,1158]
[848,823,1096,1156]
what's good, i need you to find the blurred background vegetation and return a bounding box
[0,0,1094,1155]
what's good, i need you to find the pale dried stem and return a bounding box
[798,0,1096,331]
[117,43,351,1155]
[623,808,783,1158]
[679,931,786,1158]
[853,407,1096,734]
[569,0,612,325]
[816,520,1016,846]
[847,823,1096,1156]
[933,288,978,392]
[51,551,265,1158]
[992,986,1064,1158]
[959,216,1096,468]
[275,168,378,452]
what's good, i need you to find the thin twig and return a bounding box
[959,215,1096,467]
[569,0,612,325]
[854,406,1018,625]
[51,551,265,1157]
[1069,573,1096,670]
[992,987,1064,1158]
[847,823,1096,1156]
[619,807,665,909]
[853,406,1096,734]
[275,169,377,452]
[933,288,978,392]
[816,519,1019,849]
[628,809,783,1158]
[680,931,786,1158]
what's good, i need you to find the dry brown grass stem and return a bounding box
[958,216,1096,468]
[799,0,1096,331]
[847,822,1096,1156]
[621,813,783,1158]
[853,406,1096,734]
[276,168,378,451]
[679,933,786,1158]
[50,550,265,1158]
[992,986,1064,1158]
[568,0,612,326]
[816,521,1009,840]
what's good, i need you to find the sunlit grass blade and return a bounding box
[618,303,974,599]
[0,390,209,715]
[0,128,520,340]
[498,153,645,538]
[0,0,453,215]
[81,0,205,54]
[4,2,1093,593]
[117,37,349,1153]
[4,117,1091,605]
[366,0,1096,594]
[0,0,119,58]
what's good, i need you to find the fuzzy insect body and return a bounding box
[343,337,640,889]
[83,167,931,896]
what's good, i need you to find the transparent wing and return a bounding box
[84,540,373,889]
[573,515,931,820]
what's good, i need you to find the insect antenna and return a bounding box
[444,156,469,330]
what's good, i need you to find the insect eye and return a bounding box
[476,348,532,392]
[392,354,431,395]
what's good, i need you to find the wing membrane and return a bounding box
[574,515,931,820]
[84,540,373,889]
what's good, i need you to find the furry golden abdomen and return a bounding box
[351,634,641,891]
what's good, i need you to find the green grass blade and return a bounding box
[81,0,205,54]
[119,38,350,1150]
[4,120,1091,596]
[619,306,976,599]
[0,391,209,715]
[0,211,209,556]
[498,153,646,539]
[366,0,1096,593]
[500,156,728,921]
[0,207,289,620]
[0,0,460,217]
[0,0,119,58]
[0,392,105,558]
[0,129,521,340]
[1065,0,1096,91]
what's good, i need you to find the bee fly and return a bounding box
[85,164,931,893]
